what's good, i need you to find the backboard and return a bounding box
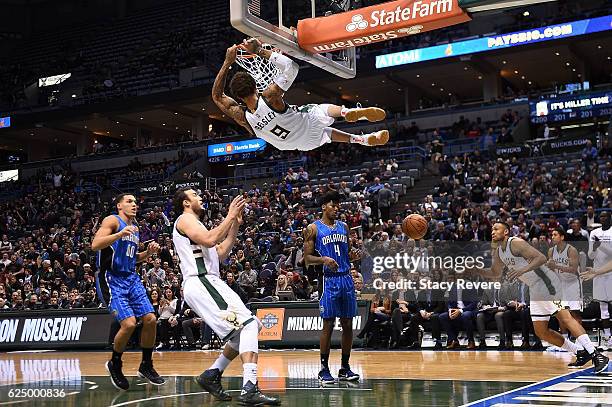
[230,0,357,79]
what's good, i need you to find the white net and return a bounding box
[235,43,281,93]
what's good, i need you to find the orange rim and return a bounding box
[236,44,281,59]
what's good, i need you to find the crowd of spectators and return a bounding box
[0,108,609,350]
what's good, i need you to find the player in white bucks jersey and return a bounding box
[547,228,583,312]
[547,227,585,354]
[489,223,608,373]
[212,38,389,152]
[171,188,280,406]
[587,211,612,350]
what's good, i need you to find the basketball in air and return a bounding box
[402,214,428,240]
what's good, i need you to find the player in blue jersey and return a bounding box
[304,191,360,384]
[92,193,165,390]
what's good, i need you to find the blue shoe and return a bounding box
[318,368,335,384]
[338,367,360,382]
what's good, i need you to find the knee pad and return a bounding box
[227,336,240,352]
[238,320,259,355]
[600,302,610,319]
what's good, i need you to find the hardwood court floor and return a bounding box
[0,349,610,406]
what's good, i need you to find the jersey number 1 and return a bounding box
[126,245,136,258]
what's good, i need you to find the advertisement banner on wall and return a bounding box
[495,144,532,158]
[253,301,370,347]
[0,309,113,350]
[298,0,471,54]
[540,134,597,156]
[138,180,203,196]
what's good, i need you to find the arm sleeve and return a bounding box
[269,52,299,92]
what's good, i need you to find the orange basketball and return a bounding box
[402,214,428,240]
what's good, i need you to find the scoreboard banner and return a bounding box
[530,90,612,124]
[207,139,266,157]
[0,309,113,351]
[250,300,370,347]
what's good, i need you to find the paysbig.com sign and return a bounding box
[376,14,612,68]
[207,139,267,158]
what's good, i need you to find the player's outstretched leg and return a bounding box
[107,317,137,391]
[196,344,237,401]
[324,104,386,123]
[137,312,165,385]
[330,128,389,147]
[338,317,359,382]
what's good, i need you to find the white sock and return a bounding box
[561,338,579,354]
[576,334,596,354]
[575,340,584,350]
[242,363,257,388]
[210,354,232,372]
[340,106,349,117]
[603,328,611,338]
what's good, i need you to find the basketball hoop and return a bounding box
[235,43,281,93]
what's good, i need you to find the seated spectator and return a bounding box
[226,271,248,303]
[410,278,445,349]
[238,262,258,300]
[500,278,532,350]
[157,288,178,350]
[356,291,392,347]
[275,274,291,296]
[476,287,505,349]
[439,281,478,349]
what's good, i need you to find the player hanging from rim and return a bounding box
[92,193,165,390]
[486,222,608,373]
[172,188,280,405]
[212,38,389,152]
[304,191,359,384]
[546,227,586,360]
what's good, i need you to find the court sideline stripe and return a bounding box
[110,387,373,407]
[459,367,593,407]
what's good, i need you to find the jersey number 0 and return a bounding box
[271,125,291,140]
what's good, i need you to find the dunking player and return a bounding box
[587,211,612,350]
[212,38,389,152]
[489,222,608,373]
[304,191,359,384]
[172,188,280,405]
[546,227,585,358]
[92,193,165,390]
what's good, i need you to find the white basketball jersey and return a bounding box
[552,243,577,282]
[245,97,332,151]
[497,237,540,287]
[172,214,220,278]
[589,227,612,268]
